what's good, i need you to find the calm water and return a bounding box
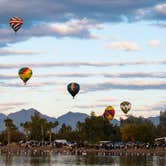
[0,153,165,166]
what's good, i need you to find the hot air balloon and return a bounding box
[67,82,80,99]
[103,106,115,122]
[120,101,131,114]
[9,16,23,33]
[18,67,32,85]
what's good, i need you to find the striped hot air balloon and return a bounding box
[9,16,23,33]
[67,82,80,99]
[18,67,32,85]
[120,101,131,114]
[103,106,115,122]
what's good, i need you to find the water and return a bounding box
[0,153,165,166]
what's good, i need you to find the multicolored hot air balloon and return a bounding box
[9,16,23,33]
[18,67,32,85]
[103,106,115,122]
[67,82,80,99]
[120,101,131,114]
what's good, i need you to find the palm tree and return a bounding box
[47,121,59,144]
[40,118,47,145]
[4,118,16,145]
[20,122,31,141]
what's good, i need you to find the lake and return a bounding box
[0,153,165,166]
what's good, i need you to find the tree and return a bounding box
[20,122,31,141]
[74,114,120,143]
[160,111,166,127]
[120,116,156,143]
[46,121,59,144]
[156,111,166,137]
[56,123,72,139]
[4,118,17,145]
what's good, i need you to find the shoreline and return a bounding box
[0,145,165,156]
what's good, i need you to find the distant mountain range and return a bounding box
[0,108,160,131]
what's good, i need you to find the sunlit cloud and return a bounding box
[0,18,101,46]
[0,102,27,113]
[153,4,166,15]
[106,41,140,51]
[148,40,160,48]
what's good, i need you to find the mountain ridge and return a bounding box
[0,108,160,131]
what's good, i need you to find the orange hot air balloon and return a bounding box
[9,16,23,33]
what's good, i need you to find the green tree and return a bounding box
[74,113,120,143]
[120,116,156,143]
[46,121,59,144]
[20,122,31,141]
[4,118,17,145]
[56,123,72,139]
[156,111,166,137]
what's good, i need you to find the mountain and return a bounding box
[0,109,88,131]
[0,108,57,131]
[0,113,7,131]
[147,116,160,126]
[111,119,120,126]
[57,111,88,129]
[0,109,161,131]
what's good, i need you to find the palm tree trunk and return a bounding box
[41,125,44,146]
[7,129,10,145]
[49,129,52,145]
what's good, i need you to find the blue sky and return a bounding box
[0,0,165,119]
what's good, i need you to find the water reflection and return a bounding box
[0,153,165,166]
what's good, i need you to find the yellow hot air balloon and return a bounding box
[18,67,32,85]
[103,106,115,122]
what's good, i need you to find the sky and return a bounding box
[0,0,165,119]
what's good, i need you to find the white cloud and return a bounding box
[49,18,102,36]
[0,102,27,113]
[148,40,160,48]
[106,41,140,51]
[153,4,166,15]
[0,18,102,46]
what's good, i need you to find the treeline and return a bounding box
[0,111,166,145]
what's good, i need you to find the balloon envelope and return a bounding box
[67,82,80,99]
[9,16,23,32]
[103,106,115,122]
[18,67,32,85]
[120,101,131,114]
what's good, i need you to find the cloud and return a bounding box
[0,1,163,23]
[103,72,166,78]
[0,74,17,80]
[0,71,165,83]
[148,40,160,47]
[150,101,166,111]
[0,18,101,46]
[0,74,165,90]
[0,1,164,46]
[82,80,166,92]
[0,102,27,112]
[49,18,102,37]
[74,104,106,109]
[135,101,166,112]
[35,71,166,79]
[0,60,165,69]
[153,4,166,15]
[0,48,41,56]
[106,41,140,51]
